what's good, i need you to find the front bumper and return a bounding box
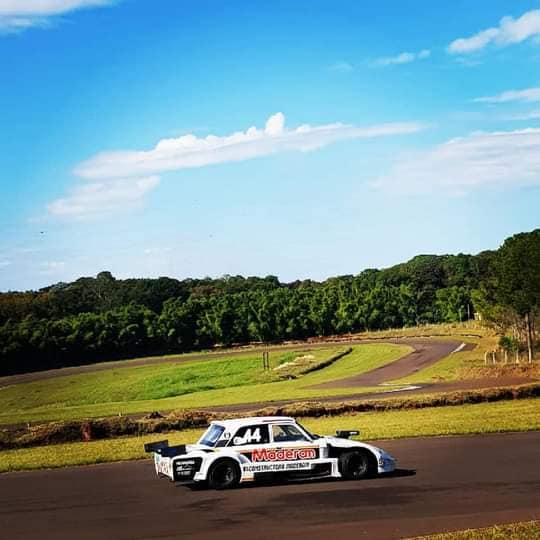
[377,455,396,474]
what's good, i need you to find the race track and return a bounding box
[1,339,534,423]
[0,338,439,388]
[1,432,539,539]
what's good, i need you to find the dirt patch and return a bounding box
[273,348,352,379]
[460,363,540,380]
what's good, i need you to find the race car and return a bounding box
[145,416,396,489]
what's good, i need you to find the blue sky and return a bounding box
[1,0,540,291]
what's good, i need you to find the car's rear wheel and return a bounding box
[339,450,376,480]
[207,459,241,490]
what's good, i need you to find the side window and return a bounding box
[272,424,310,443]
[230,425,270,446]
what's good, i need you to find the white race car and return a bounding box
[145,416,396,489]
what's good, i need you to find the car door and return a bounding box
[227,424,273,473]
[267,423,322,471]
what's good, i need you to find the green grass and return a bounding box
[0,343,410,425]
[1,397,538,473]
[410,521,540,539]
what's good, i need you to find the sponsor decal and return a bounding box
[251,447,317,462]
[156,456,172,477]
[233,427,262,445]
[243,461,312,473]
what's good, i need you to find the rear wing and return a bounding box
[144,440,169,453]
[144,440,188,458]
[335,430,360,439]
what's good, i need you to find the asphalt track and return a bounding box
[0,337,460,387]
[203,340,531,414]
[1,432,539,539]
[1,338,534,422]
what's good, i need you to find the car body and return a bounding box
[145,416,396,489]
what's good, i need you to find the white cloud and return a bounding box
[144,247,172,255]
[40,261,66,274]
[75,112,426,180]
[49,113,425,219]
[448,9,540,54]
[507,109,540,120]
[48,176,160,218]
[372,49,430,67]
[328,61,354,73]
[474,87,540,104]
[0,0,113,32]
[373,128,540,194]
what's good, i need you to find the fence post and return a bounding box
[491,351,496,364]
[262,351,270,370]
[484,351,488,365]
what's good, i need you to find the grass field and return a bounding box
[0,343,410,425]
[411,521,540,539]
[1,397,538,472]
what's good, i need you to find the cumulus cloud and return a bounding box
[372,49,430,67]
[448,9,540,54]
[0,0,113,32]
[75,112,426,180]
[373,128,540,194]
[48,113,424,219]
[48,176,160,218]
[474,87,540,104]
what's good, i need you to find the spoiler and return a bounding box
[144,440,169,453]
[336,430,359,439]
[144,440,188,457]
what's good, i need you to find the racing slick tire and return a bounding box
[207,459,241,490]
[338,450,377,480]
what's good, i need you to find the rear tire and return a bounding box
[207,459,241,490]
[339,450,376,480]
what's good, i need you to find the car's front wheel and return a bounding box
[207,459,241,490]
[339,450,376,480]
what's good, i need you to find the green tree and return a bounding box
[493,230,540,361]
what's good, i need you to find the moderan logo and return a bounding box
[251,447,316,462]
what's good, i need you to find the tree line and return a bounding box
[0,229,538,375]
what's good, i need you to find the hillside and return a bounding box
[0,229,538,375]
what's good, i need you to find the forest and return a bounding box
[0,229,538,375]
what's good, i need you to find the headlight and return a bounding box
[377,452,396,466]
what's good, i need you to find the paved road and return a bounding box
[0,339,401,388]
[2,338,534,423]
[310,340,465,388]
[204,340,530,414]
[1,432,539,539]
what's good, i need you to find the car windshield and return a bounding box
[295,421,316,440]
[198,424,225,447]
